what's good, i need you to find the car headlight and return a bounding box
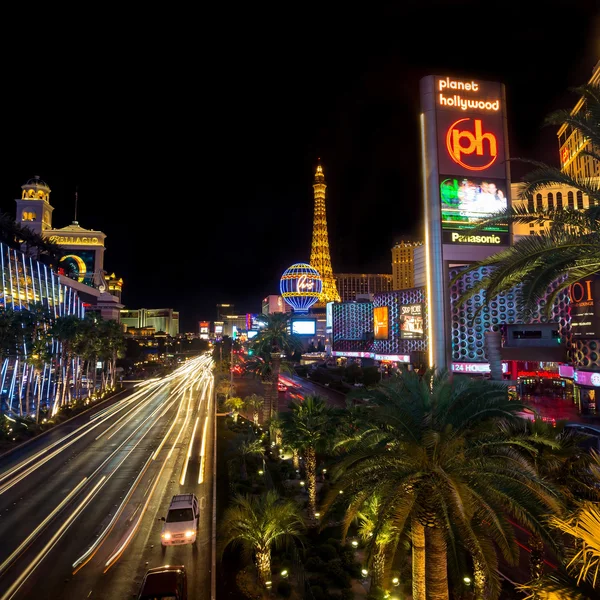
[162,533,171,540]
[185,530,194,538]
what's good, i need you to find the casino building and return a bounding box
[330,67,600,416]
[15,176,123,321]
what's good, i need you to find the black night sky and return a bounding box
[1,2,599,332]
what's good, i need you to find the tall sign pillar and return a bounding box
[420,76,512,370]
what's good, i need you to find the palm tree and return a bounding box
[244,393,264,426]
[0,308,22,415]
[280,394,337,523]
[323,367,563,600]
[354,495,398,590]
[18,303,53,417]
[450,82,600,317]
[224,396,244,423]
[49,314,83,413]
[251,313,302,418]
[232,437,265,481]
[518,450,600,599]
[219,490,305,586]
[243,355,273,423]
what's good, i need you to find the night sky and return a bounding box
[1,2,599,332]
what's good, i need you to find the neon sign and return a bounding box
[446,118,497,171]
[297,275,315,291]
[450,232,501,244]
[49,235,102,246]
[437,78,501,111]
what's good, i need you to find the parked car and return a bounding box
[137,565,187,600]
[160,494,199,546]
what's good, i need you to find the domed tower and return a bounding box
[14,175,54,236]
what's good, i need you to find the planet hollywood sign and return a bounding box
[437,78,501,112]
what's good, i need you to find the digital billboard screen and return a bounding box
[400,304,424,339]
[373,306,389,340]
[440,175,507,229]
[569,276,600,339]
[291,319,316,335]
[247,330,258,339]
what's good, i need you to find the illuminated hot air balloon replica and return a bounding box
[280,263,323,313]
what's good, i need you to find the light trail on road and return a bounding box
[0,353,215,600]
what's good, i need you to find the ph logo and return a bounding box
[446,118,498,171]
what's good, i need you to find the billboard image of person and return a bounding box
[400,304,424,339]
[374,306,389,340]
[440,176,507,231]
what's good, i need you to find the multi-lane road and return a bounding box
[0,353,215,600]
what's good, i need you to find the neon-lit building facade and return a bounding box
[0,241,85,416]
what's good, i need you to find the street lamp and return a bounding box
[392,577,399,587]
[464,576,472,585]
[351,540,359,548]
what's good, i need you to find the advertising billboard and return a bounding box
[431,76,510,246]
[440,175,508,241]
[373,306,389,340]
[400,304,424,339]
[199,321,209,334]
[569,276,600,339]
[326,301,333,331]
[291,319,316,335]
[420,74,511,370]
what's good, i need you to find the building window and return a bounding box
[528,196,535,212]
[576,190,584,209]
[556,192,563,210]
[547,193,554,210]
[22,210,36,222]
[536,193,543,211]
[568,191,574,209]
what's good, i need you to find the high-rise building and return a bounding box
[310,161,340,306]
[334,273,393,302]
[512,60,600,239]
[262,295,290,315]
[391,241,423,290]
[120,308,180,337]
[216,303,234,320]
[558,59,600,179]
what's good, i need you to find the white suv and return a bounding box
[160,494,200,546]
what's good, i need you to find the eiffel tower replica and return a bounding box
[310,160,340,307]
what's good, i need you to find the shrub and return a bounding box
[326,561,351,589]
[326,537,342,552]
[311,586,326,600]
[366,588,386,600]
[308,575,328,589]
[277,581,292,598]
[317,543,338,561]
[305,556,325,572]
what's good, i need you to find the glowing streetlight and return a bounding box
[392,577,399,586]
[351,540,359,548]
[361,569,368,577]
[280,570,288,578]
[464,576,472,585]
